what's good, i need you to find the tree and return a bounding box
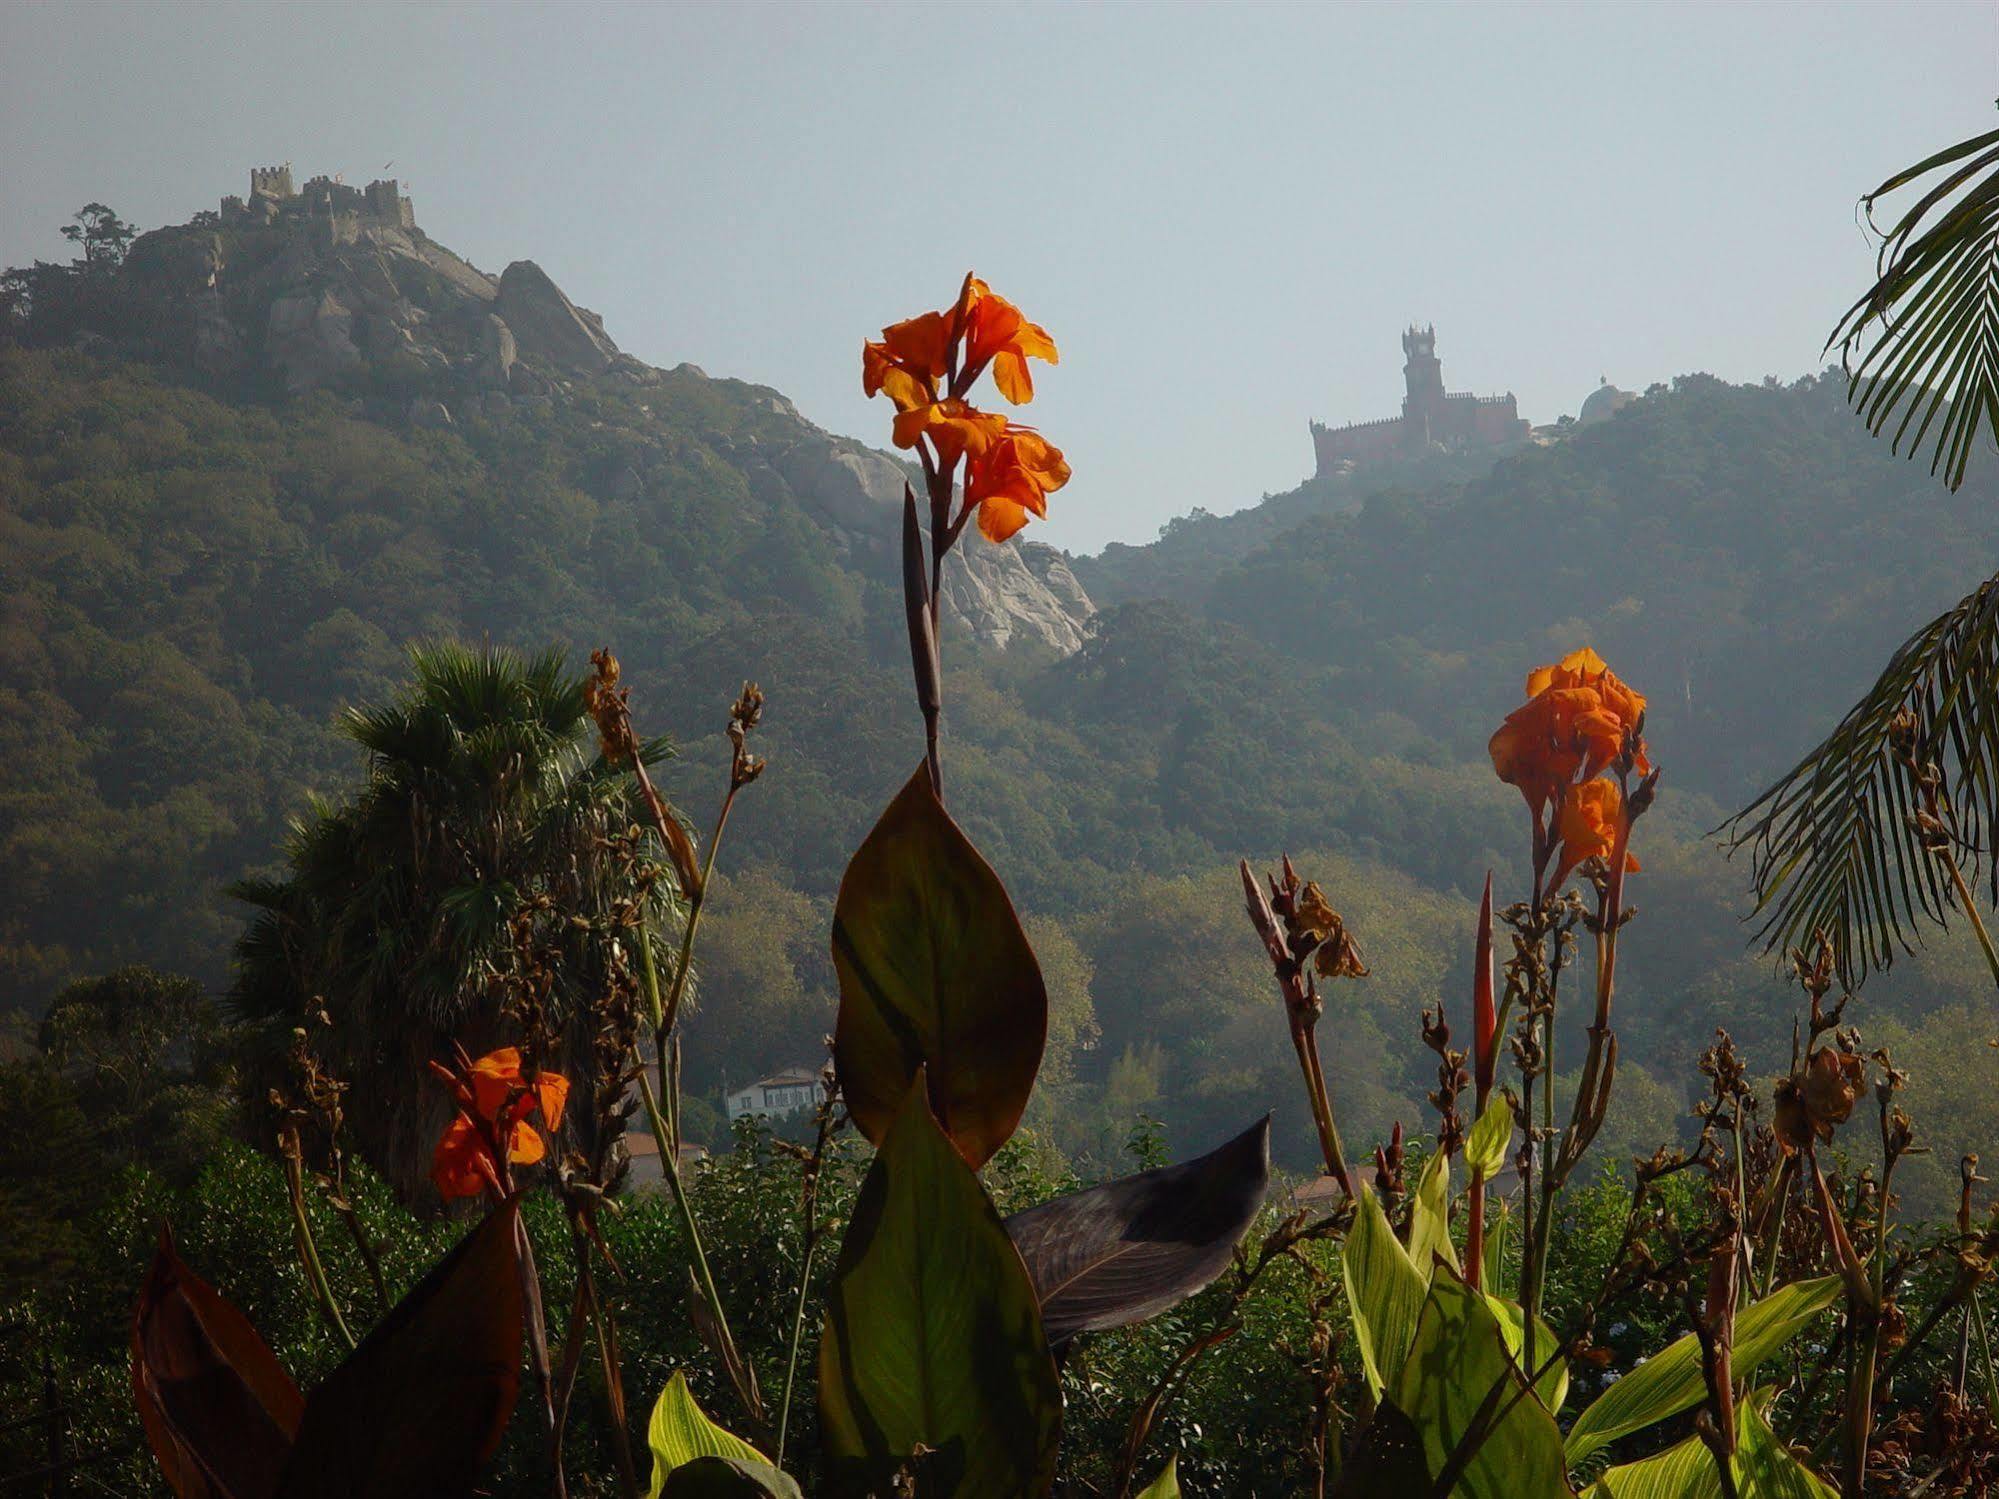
[1729,115,1999,982]
[59,203,134,271]
[38,964,236,1178]
[230,642,677,1202]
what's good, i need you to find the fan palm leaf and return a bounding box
[1724,576,1999,981]
[1830,124,1999,490]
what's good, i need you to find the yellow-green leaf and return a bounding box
[1465,1096,1513,1179]
[1342,1186,1429,1397]
[818,1075,1060,1497]
[1135,1454,1181,1497]
[831,767,1047,1168]
[1564,1277,1842,1465]
[1407,1150,1458,1275]
[645,1372,771,1499]
[1390,1265,1574,1499]
[1486,1293,1569,1414]
[1590,1390,1835,1499]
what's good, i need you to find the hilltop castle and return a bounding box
[1310,327,1527,475]
[219,165,416,243]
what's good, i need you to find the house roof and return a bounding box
[738,1067,821,1090]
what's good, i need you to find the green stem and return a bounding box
[775,1237,819,1467]
[1976,1286,1999,1416]
[283,1154,354,1349]
[1944,854,1999,993]
[639,1073,761,1421]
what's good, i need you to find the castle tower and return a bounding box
[1401,324,1445,442]
[249,165,294,201]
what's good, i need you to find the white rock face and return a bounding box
[771,431,1094,655]
[495,260,619,374]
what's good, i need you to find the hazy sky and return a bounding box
[3,2,1995,552]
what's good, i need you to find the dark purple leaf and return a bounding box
[1005,1117,1270,1346]
[275,1198,524,1498]
[132,1225,304,1499]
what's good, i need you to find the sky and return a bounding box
[2,2,1995,553]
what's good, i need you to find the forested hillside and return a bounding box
[6,201,1998,1202]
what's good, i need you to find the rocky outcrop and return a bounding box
[495,260,618,374]
[771,432,1095,655]
[266,288,360,391]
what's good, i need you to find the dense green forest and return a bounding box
[4,203,1998,1213]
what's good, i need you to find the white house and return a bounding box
[725,1066,825,1122]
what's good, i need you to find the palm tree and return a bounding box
[1728,117,1999,982]
[232,641,677,1203]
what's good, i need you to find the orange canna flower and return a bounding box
[1488,686,1622,816]
[428,1047,569,1201]
[1524,648,1650,774]
[862,309,957,412]
[964,428,1071,542]
[892,397,1010,470]
[1550,777,1640,890]
[959,278,1059,404]
[465,1046,570,1131]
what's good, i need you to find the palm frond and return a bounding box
[1722,577,1999,981]
[1830,124,1999,490]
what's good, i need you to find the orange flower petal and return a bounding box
[430,1116,493,1200]
[505,1120,546,1167]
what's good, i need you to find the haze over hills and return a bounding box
[6,177,1999,1201]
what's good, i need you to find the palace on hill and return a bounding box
[1310,326,1528,475]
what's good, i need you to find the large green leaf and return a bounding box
[1564,1277,1842,1466]
[1408,1150,1458,1276]
[646,1371,772,1499]
[1135,1454,1182,1498]
[1464,1096,1513,1180]
[1589,1391,1835,1499]
[131,1225,304,1499]
[817,1075,1061,1497]
[1342,1186,1429,1396]
[1488,1294,1569,1414]
[1734,1398,1837,1499]
[660,1457,804,1498]
[276,1199,524,1498]
[1390,1265,1574,1499]
[831,766,1047,1168]
[1005,1116,1269,1346]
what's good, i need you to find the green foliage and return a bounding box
[644,1371,773,1498]
[1389,1267,1574,1499]
[816,1080,1061,1497]
[830,768,1047,1169]
[1827,126,1999,492]
[1562,1277,1843,1466]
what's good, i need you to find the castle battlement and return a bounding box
[1310,327,1527,475]
[224,166,415,234]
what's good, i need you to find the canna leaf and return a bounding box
[1005,1116,1269,1346]
[132,1225,305,1499]
[1486,1294,1568,1414]
[1589,1390,1836,1499]
[1406,1150,1458,1275]
[1564,1276,1842,1466]
[831,767,1047,1168]
[1390,1265,1575,1499]
[660,1457,804,1498]
[645,1371,772,1499]
[275,1198,524,1498]
[1134,1454,1182,1498]
[1342,1185,1429,1397]
[1464,1095,1513,1180]
[818,1073,1060,1498]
